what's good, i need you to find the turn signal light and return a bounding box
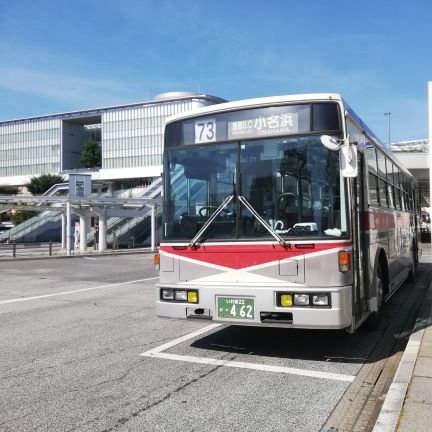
[154,253,160,270]
[338,251,351,272]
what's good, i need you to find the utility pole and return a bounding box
[384,112,391,147]
[428,82,432,220]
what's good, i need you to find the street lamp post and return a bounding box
[384,112,391,147]
[428,82,432,223]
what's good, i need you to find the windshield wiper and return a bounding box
[237,195,291,248]
[188,194,290,249]
[189,195,235,248]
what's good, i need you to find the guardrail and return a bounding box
[0,241,156,259]
[0,241,59,258]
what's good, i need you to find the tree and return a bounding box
[10,210,37,225]
[25,174,66,195]
[81,140,101,168]
[0,185,18,223]
[0,185,19,195]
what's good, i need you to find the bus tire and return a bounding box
[364,264,385,330]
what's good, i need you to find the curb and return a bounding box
[0,248,156,262]
[372,279,432,431]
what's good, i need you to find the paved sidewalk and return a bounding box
[373,244,432,432]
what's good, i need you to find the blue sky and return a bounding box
[0,0,430,143]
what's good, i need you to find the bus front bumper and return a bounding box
[156,284,353,330]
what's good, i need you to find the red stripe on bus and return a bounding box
[160,241,352,270]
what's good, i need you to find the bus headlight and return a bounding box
[294,294,310,306]
[174,290,188,301]
[161,289,174,300]
[160,289,199,303]
[312,294,329,306]
[277,292,330,308]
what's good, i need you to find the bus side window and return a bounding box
[368,174,379,206]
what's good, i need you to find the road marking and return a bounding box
[141,324,355,383]
[145,324,223,353]
[0,277,159,305]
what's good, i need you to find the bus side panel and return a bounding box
[366,208,414,302]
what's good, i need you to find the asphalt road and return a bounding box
[0,254,428,432]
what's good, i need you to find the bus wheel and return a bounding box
[365,265,384,330]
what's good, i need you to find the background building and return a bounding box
[391,139,429,206]
[0,92,226,248]
[0,92,226,190]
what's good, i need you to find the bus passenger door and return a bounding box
[352,151,369,327]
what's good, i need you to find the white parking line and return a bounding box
[0,277,159,305]
[141,324,356,383]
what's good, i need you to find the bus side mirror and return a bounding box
[320,135,341,151]
[320,135,358,178]
[340,143,358,177]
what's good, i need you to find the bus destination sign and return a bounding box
[186,104,309,146]
[228,112,299,140]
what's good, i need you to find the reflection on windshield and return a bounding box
[163,136,347,241]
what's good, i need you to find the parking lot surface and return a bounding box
[0,254,428,431]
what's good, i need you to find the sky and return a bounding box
[0,0,431,144]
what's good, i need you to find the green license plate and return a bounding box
[217,297,255,320]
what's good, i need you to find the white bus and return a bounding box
[155,94,421,333]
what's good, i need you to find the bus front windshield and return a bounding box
[163,136,348,241]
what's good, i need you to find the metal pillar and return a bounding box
[151,204,156,251]
[94,209,107,252]
[61,213,66,249]
[108,182,114,197]
[80,215,88,252]
[66,201,72,256]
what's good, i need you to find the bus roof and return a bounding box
[165,93,344,125]
[164,92,412,178]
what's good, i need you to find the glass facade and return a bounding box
[0,94,225,184]
[84,124,101,143]
[102,99,199,170]
[0,119,61,177]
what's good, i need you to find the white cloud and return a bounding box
[0,66,140,105]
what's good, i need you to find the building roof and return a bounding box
[0,92,226,126]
